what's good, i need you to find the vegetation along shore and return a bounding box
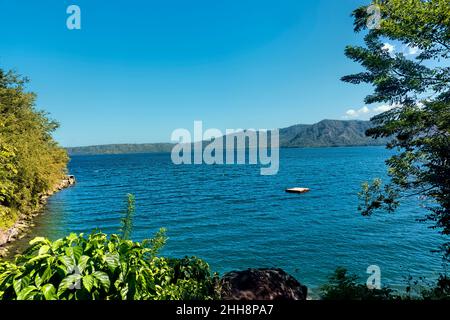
[0,69,71,257]
[0,175,75,257]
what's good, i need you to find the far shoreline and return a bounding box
[67,144,388,157]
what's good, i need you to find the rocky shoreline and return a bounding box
[0,175,76,258]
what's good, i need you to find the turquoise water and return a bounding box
[21,147,444,291]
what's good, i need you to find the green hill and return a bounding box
[66,120,387,155]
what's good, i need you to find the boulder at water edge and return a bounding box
[220,268,308,300]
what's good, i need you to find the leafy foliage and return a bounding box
[0,230,218,300]
[344,0,450,259]
[421,275,450,300]
[0,69,68,229]
[120,194,135,240]
[320,267,394,300]
[358,178,399,215]
[320,268,450,300]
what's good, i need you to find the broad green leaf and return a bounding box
[82,275,94,293]
[34,272,43,287]
[92,271,110,291]
[41,284,56,300]
[0,271,15,289]
[26,254,51,264]
[108,242,115,252]
[29,237,48,246]
[17,285,38,300]
[66,233,78,243]
[77,255,90,273]
[105,253,120,272]
[38,245,50,256]
[51,239,64,251]
[120,285,128,300]
[40,266,53,283]
[58,274,82,294]
[65,246,83,261]
[13,276,30,295]
[58,255,75,270]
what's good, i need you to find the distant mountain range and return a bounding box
[279,119,387,147]
[66,120,387,155]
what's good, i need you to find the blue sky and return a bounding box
[1,0,379,147]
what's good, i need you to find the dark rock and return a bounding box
[220,268,308,300]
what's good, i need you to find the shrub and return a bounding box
[320,267,393,300]
[0,230,218,300]
[420,275,450,300]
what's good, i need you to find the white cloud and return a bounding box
[373,104,396,113]
[345,109,357,117]
[359,106,370,114]
[344,106,371,119]
[343,104,398,119]
[382,43,395,55]
[381,42,421,57]
[407,46,420,55]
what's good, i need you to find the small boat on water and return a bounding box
[286,187,310,194]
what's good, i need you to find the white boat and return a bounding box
[285,188,310,194]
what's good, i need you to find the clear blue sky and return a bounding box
[0,0,375,147]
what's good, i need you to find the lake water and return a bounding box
[16,146,445,293]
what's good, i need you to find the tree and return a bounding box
[343,0,450,259]
[0,68,68,229]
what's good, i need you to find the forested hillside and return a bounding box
[67,120,386,155]
[0,69,68,230]
[279,120,388,147]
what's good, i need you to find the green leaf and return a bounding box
[58,255,75,271]
[40,266,53,283]
[66,233,78,243]
[92,271,110,291]
[105,253,120,272]
[82,275,94,293]
[13,276,30,295]
[120,285,128,300]
[29,237,48,246]
[58,274,82,294]
[77,255,90,273]
[38,245,50,256]
[41,284,56,300]
[17,285,38,300]
[51,239,65,251]
[26,254,51,264]
[34,272,43,287]
[65,246,83,261]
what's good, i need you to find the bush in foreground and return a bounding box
[320,267,394,300]
[0,229,218,300]
[320,267,450,300]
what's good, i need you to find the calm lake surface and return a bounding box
[18,147,444,292]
